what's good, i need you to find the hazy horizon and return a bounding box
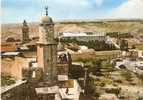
[2,18,143,25]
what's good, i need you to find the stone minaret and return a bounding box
[22,20,29,43]
[37,7,57,82]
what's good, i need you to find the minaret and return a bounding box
[22,20,29,43]
[37,7,57,82]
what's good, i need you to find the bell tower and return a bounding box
[37,7,57,82]
[22,20,29,43]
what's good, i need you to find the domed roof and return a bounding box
[41,16,53,24]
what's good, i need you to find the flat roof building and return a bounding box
[60,32,107,42]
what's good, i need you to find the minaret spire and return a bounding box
[22,20,29,43]
[45,6,48,16]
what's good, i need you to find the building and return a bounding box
[57,36,72,81]
[1,7,83,100]
[138,50,143,58]
[57,51,72,81]
[1,55,28,80]
[1,42,19,53]
[121,50,143,59]
[35,8,82,100]
[37,7,57,82]
[60,32,107,42]
[22,20,29,43]
[115,58,143,75]
[77,45,95,54]
[59,79,82,100]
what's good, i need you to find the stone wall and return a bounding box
[1,80,39,100]
[1,57,29,80]
[1,81,27,100]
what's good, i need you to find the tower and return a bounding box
[22,20,29,43]
[37,7,57,82]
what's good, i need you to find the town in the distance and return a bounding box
[1,7,143,100]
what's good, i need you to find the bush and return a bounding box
[137,97,143,100]
[114,79,122,83]
[105,88,121,96]
[93,92,100,99]
[99,82,105,87]
[113,83,118,86]
[91,60,102,75]
[107,32,133,38]
[122,70,133,82]
[1,74,16,86]
[6,37,16,42]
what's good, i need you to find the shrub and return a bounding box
[122,70,133,82]
[1,74,16,86]
[137,97,143,100]
[107,32,133,38]
[105,88,121,96]
[6,37,16,42]
[114,79,122,83]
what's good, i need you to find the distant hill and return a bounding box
[1,19,143,42]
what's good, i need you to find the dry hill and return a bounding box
[1,20,143,42]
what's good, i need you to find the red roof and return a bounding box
[1,42,18,52]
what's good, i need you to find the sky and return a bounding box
[1,0,143,23]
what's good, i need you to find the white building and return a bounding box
[35,79,83,100]
[60,32,107,42]
[138,50,143,58]
[115,58,143,75]
[59,79,83,100]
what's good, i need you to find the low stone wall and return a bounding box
[1,57,29,80]
[1,81,27,100]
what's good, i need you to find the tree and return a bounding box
[122,70,133,82]
[1,74,16,86]
[6,37,16,42]
[131,45,136,49]
[102,63,114,77]
[120,39,128,51]
[137,97,143,100]
[92,60,102,76]
[105,88,121,97]
[84,61,93,69]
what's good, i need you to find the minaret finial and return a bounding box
[45,6,48,16]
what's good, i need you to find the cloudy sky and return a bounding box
[1,0,143,23]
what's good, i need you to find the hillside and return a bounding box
[1,20,143,42]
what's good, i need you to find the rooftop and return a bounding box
[35,86,59,94]
[59,80,74,88]
[1,52,20,56]
[60,32,106,37]
[1,42,19,52]
[59,79,82,99]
